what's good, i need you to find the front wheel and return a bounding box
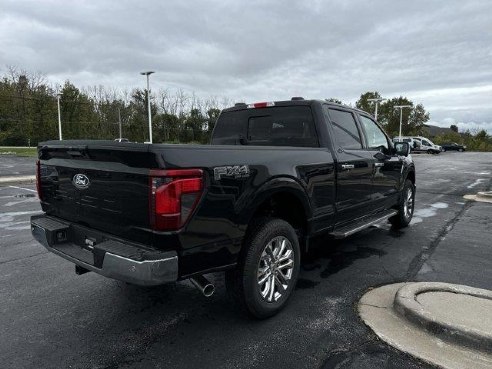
[390,179,415,229]
[226,218,300,319]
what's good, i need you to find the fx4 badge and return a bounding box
[214,165,250,180]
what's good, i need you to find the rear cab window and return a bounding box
[212,106,319,147]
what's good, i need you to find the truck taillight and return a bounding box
[36,160,43,201]
[149,169,204,231]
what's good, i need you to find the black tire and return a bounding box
[442,148,446,152]
[459,148,464,152]
[427,149,432,154]
[225,217,300,319]
[390,179,415,229]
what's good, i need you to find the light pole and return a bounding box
[367,98,386,121]
[140,71,155,143]
[118,108,122,139]
[394,105,412,140]
[57,93,63,140]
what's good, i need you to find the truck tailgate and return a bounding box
[38,141,159,243]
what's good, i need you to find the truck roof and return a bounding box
[222,98,371,116]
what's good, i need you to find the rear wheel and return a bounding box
[226,218,300,319]
[390,179,415,229]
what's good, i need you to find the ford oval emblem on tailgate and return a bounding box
[73,174,90,189]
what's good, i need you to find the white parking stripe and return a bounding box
[467,179,486,189]
[8,185,37,193]
[0,211,41,217]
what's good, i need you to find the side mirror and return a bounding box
[394,142,410,156]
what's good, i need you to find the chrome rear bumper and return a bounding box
[31,215,178,286]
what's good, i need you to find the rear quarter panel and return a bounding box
[152,145,335,277]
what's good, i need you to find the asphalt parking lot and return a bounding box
[0,156,36,178]
[1,152,491,369]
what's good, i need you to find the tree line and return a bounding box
[0,68,226,146]
[0,68,490,150]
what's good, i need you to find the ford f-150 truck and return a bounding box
[31,98,415,318]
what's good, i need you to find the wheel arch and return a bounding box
[241,177,312,237]
[406,169,416,186]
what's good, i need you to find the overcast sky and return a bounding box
[1,0,491,132]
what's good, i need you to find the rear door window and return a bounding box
[324,107,363,150]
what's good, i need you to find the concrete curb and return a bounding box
[394,282,492,354]
[359,283,492,369]
[478,191,492,199]
[464,192,492,203]
[0,175,36,184]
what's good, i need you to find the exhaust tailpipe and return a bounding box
[190,275,215,297]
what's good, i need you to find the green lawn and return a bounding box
[0,147,38,157]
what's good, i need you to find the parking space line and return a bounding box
[0,210,41,217]
[8,185,36,193]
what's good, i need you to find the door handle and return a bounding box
[374,162,384,167]
[341,164,355,170]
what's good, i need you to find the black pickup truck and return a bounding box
[31,98,415,318]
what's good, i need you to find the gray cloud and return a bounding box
[1,0,491,131]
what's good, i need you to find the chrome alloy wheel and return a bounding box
[257,236,294,302]
[403,187,414,219]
